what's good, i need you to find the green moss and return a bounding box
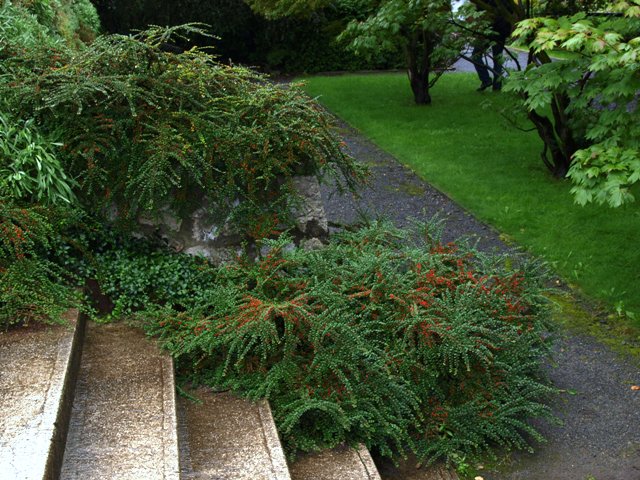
[361,155,387,167]
[547,291,640,361]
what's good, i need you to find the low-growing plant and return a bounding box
[94,244,218,319]
[142,221,556,464]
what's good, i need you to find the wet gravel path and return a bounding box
[321,124,640,480]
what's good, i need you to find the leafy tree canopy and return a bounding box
[247,0,463,104]
[507,0,640,206]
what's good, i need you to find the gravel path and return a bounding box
[321,124,640,480]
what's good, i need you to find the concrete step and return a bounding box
[0,309,85,480]
[289,444,382,480]
[59,322,180,479]
[177,387,291,480]
[178,386,383,480]
[375,455,460,480]
[0,309,450,480]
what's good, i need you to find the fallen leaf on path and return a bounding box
[631,385,640,391]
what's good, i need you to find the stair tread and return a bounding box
[179,388,291,480]
[0,309,82,480]
[289,444,382,480]
[375,455,460,480]
[60,322,179,480]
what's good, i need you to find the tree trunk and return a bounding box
[527,109,572,178]
[524,50,577,178]
[405,30,434,105]
[409,69,431,105]
[482,1,579,178]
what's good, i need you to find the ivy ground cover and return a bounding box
[301,72,640,330]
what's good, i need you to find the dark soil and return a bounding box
[322,123,640,480]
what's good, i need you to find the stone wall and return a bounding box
[134,176,328,264]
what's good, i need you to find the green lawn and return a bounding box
[301,72,640,329]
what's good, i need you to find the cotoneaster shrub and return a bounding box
[0,198,81,328]
[142,221,556,465]
[0,24,366,239]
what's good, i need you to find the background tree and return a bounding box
[466,0,622,183]
[457,0,579,179]
[245,0,332,18]
[530,0,611,16]
[247,0,463,105]
[340,0,463,104]
[506,0,640,205]
[91,0,261,61]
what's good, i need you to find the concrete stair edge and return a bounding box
[178,388,293,480]
[257,399,293,480]
[160,354,181,478]
[1,307,380,480]
[59,322,181,479]
[0,308,86,480]
[355,444,382,480]
[288,442,383,480]
[44,309,87,480]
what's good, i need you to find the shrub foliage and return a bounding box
[141,221,555,464]
[0,24,365,237]
[0,1,96,328]
[1,8,554,463]
[0,199,81,328]
[1,0,100,47]
[0,12,363,326]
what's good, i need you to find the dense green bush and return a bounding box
[3,0,100,46]
[0,10,363,326]
[507,3,640,206]
[0,24,365,238]
[252,7,403,73]
[141,221,555,465]
[91,0,260,61]
[95,244,218,319]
